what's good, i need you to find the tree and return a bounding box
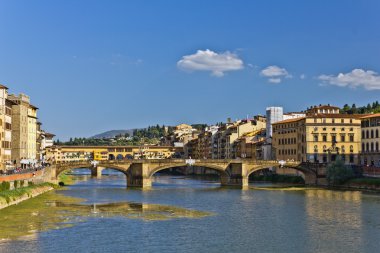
[326,158,354,185]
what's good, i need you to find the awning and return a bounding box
[20,159,29,164]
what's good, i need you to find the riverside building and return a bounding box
[360,113,380,166]
[8,93,39,166]
[0,85,14,171]
[272,105,362,164]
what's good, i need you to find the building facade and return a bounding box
[272,105,361,164]
[8,93,38,165]
[0,85,13,170]
[266,107,283,139]
[360,113,380,166]
[45,145,184,163]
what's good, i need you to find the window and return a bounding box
[314,135,318,142]
[331,135,336,143]
[322,135,327,142]
[323,128,327,131]
[341,145,345,153]
[371,130,374,138]
[377,130,379,138]
[362,130,365,139]
[341,128,345,131]
[371,142,374,152]
[350,145,354,153]
[314,145,318,152]
[366,143,370,152]
[5,123,11,130]
[362,143,365,152]
[376,142,379,152]
[332,128,336,131]
[350,119,353,124]
[323,145,327,152]
[366,130,369,139]
[341,135,345,142]
[349,135,354,142]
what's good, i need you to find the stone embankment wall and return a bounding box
[0,184,54,210]
[0,169,47,188]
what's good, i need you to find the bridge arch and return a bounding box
[56,166,93,178]
[55,164,131,179]
[148,163,231,186]
[246,164,316,185]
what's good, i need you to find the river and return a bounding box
[1,169,380,253]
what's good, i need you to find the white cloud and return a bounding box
[260,65,292,83]
[318,69,380,90]
[268,78,281,83]
[177,49,244,77]
[300,74,306,79]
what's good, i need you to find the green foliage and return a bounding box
[0,181,10,191]
[61,125,172,146]
[250,174,305,184]
[340,101,380,114]
[191,124,207,131]
[0,182,56,204]
[326,159,354,185]
[347,178,380,186]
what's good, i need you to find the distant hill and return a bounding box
[90,129,136,139]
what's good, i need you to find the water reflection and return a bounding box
[304,190,363,252]
[0,191,211,240]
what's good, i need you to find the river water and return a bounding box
[1,169,380,253]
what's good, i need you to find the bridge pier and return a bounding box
[220,163,249,188]
[127,163,152,188]
[91,166,105,178]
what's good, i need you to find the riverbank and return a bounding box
[0,182,57,210]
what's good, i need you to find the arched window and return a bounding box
[376,130,379,138]
[350,145,354,153]
[371,130,374,138]
[362,143,365,152]
[314,145,318,153]
[371,142,374,152]
[323,145,327,152]
[362,130,365,139]
[366,143,370,152]
[366,130,369,139]
[376,142,379,152]
[341,145,345,153]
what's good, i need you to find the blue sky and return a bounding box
[1,0,380,140]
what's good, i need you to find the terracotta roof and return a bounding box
[272,117,306,125]
[360,113,380,119]
[309,105,340,110]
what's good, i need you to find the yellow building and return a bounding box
[272,105,361,164]
[0,85,14,171]
[8,93,38,165]
[45,145,184,163]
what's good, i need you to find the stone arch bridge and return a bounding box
[47,159,326,188]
